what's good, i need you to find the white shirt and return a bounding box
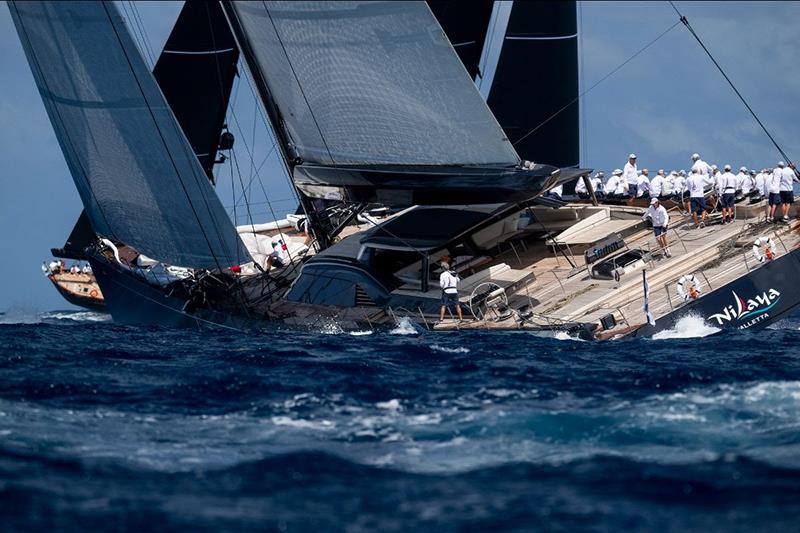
[691,159,711,177]
[269,246,288,265]
[439,270,459,294]
[755,173,766,195]
[643,204,669,227]
[767,172,781,194]
[713,172,724,193]
[735,172,748,190]
[636,175,650,197]
[689,174,710,198]
[650,176,664,197]
[550,185,563,197]
[605,175,619,193]
[720,171,737,193]
[778,167,795,192]
[575,177,587,194]
[614,178,629,196]
[592,176,604,192]
[669,176,683,194]
[740,174,754,194]
[623,161,639,185]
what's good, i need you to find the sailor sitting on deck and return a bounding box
[689,167,712,228]
[592,171,605,199]
[439,261,463,322]
[575,175,589,199]
[649,170,665,200]
[544,184,563,202]
[267,239,289,270]
[642,197,671,258]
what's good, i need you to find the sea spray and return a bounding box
[651,314,720,339]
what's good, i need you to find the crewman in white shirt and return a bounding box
[613,169,629,198]
[545,184,563,201]
[740,169,754,196]
[736,166,748,193]
[650,170,665,200]
[776,161,796,223]
[637,168,651,198]
[719,164,737,224]
[623,154,639,198]
[438,261,463,321]
[767,167,782,223]
[642,197,671,257]
[575,176,588,199]
[689,168,712,228]
[691,153,712,178]
[592,171,605,199]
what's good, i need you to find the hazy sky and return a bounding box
[1,1,798,311]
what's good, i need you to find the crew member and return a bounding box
[637,168,651,198]
[545,184,563,201]
[438,261,463,321]
[642,197,671,257]
[623,154,639,198]
[575,175,588,199]
[736,166,749,194]
[650,170,665,200]
[267,238,289,269]
[592,171,605,199]
[776,161,796,224]
[691,153,711,177]
[741,169,755,197]
[605,169,622,199]
[689,168,710,228]
[719,164,737,224]
[767,166,782,223]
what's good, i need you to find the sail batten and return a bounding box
[10,1,249,269]
[227,0,519,168]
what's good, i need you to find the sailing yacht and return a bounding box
[12,1,800,338]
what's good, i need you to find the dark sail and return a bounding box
[426,1,494,80]
[10,1,250,269]
[50,210,94,260]
[224,1,518,167]
[484,1,579,168]
[153,1,239,182]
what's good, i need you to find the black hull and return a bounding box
[88,257,256,331]
[633,248,800,337]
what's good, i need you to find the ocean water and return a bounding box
[2,310,800,532]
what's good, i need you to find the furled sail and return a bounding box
[10,1,250,269]
[430,1,579,169]
[153,0,239,181]
[224,1,519,167]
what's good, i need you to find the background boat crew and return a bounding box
[776,161,796,223]
[636,168,651,198]
[670,170,686,211]
[623,153,639,197]
[766,166,782,223]
[81,264,91,275]
[47,260,60,273]
[438,261,462,322]
[719,164,737,224]
[689,167,711,228]
[650,170,665,200]
[643,197,671,258]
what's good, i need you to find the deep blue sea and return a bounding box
[1,309,800,532]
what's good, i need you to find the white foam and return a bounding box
[651,314,720,339]
[316,321,344,335]
[270,416,335,430]
[42,311,110,323]
[376,399,402,411]
[553,331,587,342]
[390,317,418,335]
[349,330,374,336]
[430,344,470,354]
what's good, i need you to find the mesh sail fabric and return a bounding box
[9,1,249,269]
[230,1,519,166]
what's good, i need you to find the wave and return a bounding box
[652,314,720,339]
[0,308,110,325]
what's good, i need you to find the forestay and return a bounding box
[228,1,520,167]
[9,1,250,269]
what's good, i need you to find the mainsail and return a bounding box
[153,1,239,182]
[430,0,580,169]
[10,1,250,269]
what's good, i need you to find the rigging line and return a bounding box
[667,0,794,166]
[103,3,228,272]
[261,1,337,166]
[513,18,681,149]
[10,2,118,243]
[127,1,157,66]
[231,140,279,211]
[121,1,154,68]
